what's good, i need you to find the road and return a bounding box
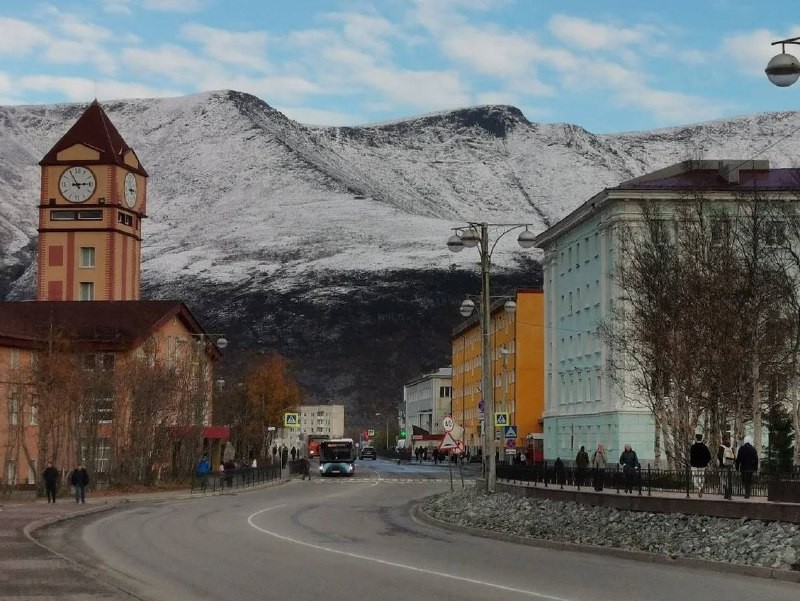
[40,459,799,601]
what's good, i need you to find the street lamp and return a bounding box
[375,412,389,450]
[766,36,800,87]
[187,332,229,350]
[447,222,534,493]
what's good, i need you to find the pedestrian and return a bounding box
[619,444,639,493]
[591,443,607,491]
[70,463,89,504]
[689,434,711,498]
[575,446,589,486]
[432,447,439,465]
[300,455,311,480]
[251,458,258,469]
[290,446,297,461]
[196,454,211,490]
[43,461,59,503]
[281,446,289,469]
[554,457,564,485]
[272,445,278,464]
[735,435,759,499]
[718,433,735,500]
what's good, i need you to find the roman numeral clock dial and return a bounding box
[58,166,96,203]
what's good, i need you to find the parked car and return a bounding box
[360,446,377,460]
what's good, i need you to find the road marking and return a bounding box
[246,507,571,601]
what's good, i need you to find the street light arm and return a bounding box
[488,223,531,257]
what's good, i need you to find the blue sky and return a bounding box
[0,0,799,133]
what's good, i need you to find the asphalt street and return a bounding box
[38,459,800,601]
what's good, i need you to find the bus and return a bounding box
[319,438,357,476]
[306,434,330,459]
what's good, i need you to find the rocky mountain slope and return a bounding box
[1,91,799,427]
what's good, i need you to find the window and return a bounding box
[10,348,20,369]
[94,396,113,423]
[764,221,786,246]
[80,247,95,268]
[118,212,133,226]
[711,219,730,245]
[79,282,94,301]
[30,402,38,425]
[28,460,36,484]
[101,353,115,371]
[5,460,15,485]
[51,210,77,220]
[9,392,20,425]
[77,210,103,220]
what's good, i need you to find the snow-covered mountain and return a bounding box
[2,90,799,424]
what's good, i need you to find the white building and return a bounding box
[404,368,452,435]
[299,404,345,438]
[534,159,791,464]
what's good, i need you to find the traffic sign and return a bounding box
[505,438,516,449]
[494,412,509,426]
[442,416,455,432]
[368,429,375,436]
[503,425,518,439]
[439,432,460,450]
[284,412,299,428]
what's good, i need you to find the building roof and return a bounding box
[0,300,218,356]
[535,160,800,249]
[404,367,452,387]
[39,100,148,176]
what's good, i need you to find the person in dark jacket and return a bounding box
[290,446,297,461]
[689,434,712,497]
[619,444,639,493]
[70,463,89,504]
[575,446,589,486]
[43,461,59,503]
[735,435,759,499]
[281,446,289,469]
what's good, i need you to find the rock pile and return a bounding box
[423,490,800,571]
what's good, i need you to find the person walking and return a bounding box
[689,434,712,497]
[281,446,289,469]
[300,455,311,480]
[290,446,297,462]
[70,463,89,504]
[196,454,211,490]
[735,435,759,499]
[591,444,607,491]
[619,444,639,493]
[575,446,589,487]
[43,461,59,503]
[718,433,735,500]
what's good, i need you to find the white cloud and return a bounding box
[202,75,319,103]
[358,67,469,110]
[121,44,218,83]
[44,39,117,75]
[18,75,179,101]
[323,12,398,56]
[548,14,652,51]
[142,0,203,12]
[181,23,269,71]
[475,91,519,106]
[721,27,800,77]
[0,17,48,55]
[97,0,132,14]
[276,106,361,126]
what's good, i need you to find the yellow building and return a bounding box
[0,101,226,493]
[451,289,544,458]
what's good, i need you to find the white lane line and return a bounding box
[246,506,571,601]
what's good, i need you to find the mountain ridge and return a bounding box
[2,90,800,424]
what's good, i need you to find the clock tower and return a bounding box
[37,100,148,301]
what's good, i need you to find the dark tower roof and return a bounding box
[39,100,148,176]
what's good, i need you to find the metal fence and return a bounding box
[190,465,282,493]
[496,464,800,498]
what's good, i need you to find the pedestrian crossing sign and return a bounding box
[284,412,299,428]
[494,412,509,426]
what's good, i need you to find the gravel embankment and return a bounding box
[423,490,800,571]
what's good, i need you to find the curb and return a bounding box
[412,502,800,584]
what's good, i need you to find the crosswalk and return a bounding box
[312,477,453,484]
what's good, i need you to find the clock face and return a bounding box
[124,172,137,208]
[59,166,96,203]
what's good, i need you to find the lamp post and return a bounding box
[765,36,800,87]
[375,412,389,450]
[447,222,535,493]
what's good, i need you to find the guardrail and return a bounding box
[496,464,800,498]
[190,465,282,493]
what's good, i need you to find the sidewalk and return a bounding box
[0,477,290,600]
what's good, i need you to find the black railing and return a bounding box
[496,463,800,498]
[190,465,282,493]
